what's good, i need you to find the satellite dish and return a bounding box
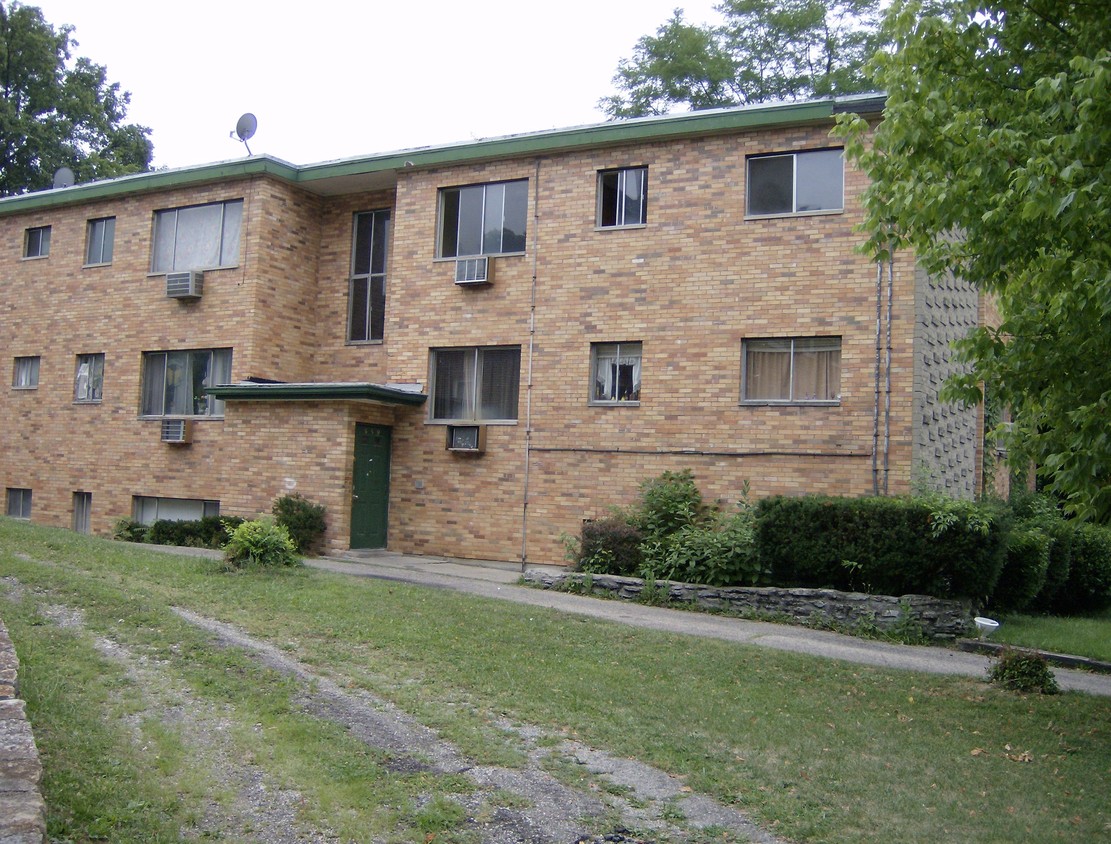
[53,167,75,189]
[234,113,257,155]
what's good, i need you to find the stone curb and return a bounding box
[957,639,1111,674]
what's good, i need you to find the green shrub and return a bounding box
[755,494,1007,600]
[112,517,149,543]
[988,649,1059,694]
[577,517,642,575]
[222,518,301,570]
[1053,522,1111,614]
[1029,517,1075,611]
[144,515,243,549]
[639,505,761,586]
[990,522,1051,612]
[272,493,327,554]
[631,469,706,539]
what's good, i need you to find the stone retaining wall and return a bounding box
[0,618,46,844]
[523,572,972,640]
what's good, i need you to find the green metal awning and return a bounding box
[205,381,426,406]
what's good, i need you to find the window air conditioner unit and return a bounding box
[161,419,193,444]
[166,270,204,299]
[446,425,486,453]
[454,257,492,286]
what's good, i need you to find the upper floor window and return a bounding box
[430,346,521,422]
[75,353,105,403]
[591,342,642,404]
[151,199,242,273]
[6,488,32,519]
[438,180,527,258]
[85,217,115,265]
[746,149,843,216]
[12,356,39,389]
[24,226,50,258]
[140,348,232,417]
[597,167,647,228]
[348,209,390,343]
[742,337,841,404]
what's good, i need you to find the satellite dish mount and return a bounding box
[233,113,257,155]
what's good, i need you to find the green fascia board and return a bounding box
[0,95,882,216]
[205,382,427,406]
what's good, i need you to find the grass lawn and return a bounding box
[2,519,1109,843]
[992,608,1111,663]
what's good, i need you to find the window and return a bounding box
[23,226,50,258]
[140,349,232,417]
[85,217,115,264]
[743,337,841,403]
[12,356,39,389]
[438,180,527,258]
[597,167,647,228]
[591,342,642,403]
[6,488,32,519]
[73,492,92,534]
[151,199,243,272]
[430,346,521,422]
[133,496,219,525]
[74,353,105,403]
[746,149,844,216]
[348,209,390,342]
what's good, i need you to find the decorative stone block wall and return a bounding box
[523,571,972,641]
[0,619,46,844]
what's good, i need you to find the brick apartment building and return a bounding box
[0,95,985,564]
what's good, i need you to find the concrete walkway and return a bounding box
[310,550,1111,697]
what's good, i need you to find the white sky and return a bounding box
[33,0,724,170]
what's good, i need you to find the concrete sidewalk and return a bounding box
[310,550,1111,697]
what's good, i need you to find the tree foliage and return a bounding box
[837,0,1110,520]
[0,1,152,196]
[600,0,885,118]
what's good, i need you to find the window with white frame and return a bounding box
[85,217,115,264]
[348,209,389,342]
[12,356,39,389]
[6,488,32,519]
[591,342,642,403]
[74,353,105,402]
[746,149,844,216]
[151,199,243,272]
[430,346,521,422]
[73,491,92,534]
[743,337,841,403]
[133,496,219,525]
[597,167,647,228]
[438,180,528,258]
[140,348,232,417]
[23,226,50,258]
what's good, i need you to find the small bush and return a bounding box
[639,505,761,586]
[988,649,1059,694]
[145,515,244,549]
[1053,522,1111,614]
[1029,517,1074,611]
[578,518,642,575]
[272,493,327,555]
[222,518,301,570]
[631,469,706,539]
[990,522,1051,612]
[113,517,149,543]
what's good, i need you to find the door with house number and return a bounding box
[350,423,391,549]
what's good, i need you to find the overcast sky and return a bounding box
[34,0,724,170]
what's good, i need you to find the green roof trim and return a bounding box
[0,94,884,216]
[204,382,427,406]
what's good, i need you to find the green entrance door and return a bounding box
[350,423,391,549]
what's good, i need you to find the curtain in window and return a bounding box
[745,340,792,400]
[593,344,642,401]
[478,348,521,420]
[792,338,841,401]
[433,349,473,420]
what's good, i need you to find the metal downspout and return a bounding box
[882,250,895,495]
[872,260,883,495]
[520,159,541,570]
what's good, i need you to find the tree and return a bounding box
[600,0,885,118]
[0,1,152,196]
[837,1,1111,520]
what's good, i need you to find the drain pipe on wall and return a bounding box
[882,250,895,495]
[872,259,883,495]
[520,159,542,571]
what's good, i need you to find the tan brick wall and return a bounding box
[0,116,935,564]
